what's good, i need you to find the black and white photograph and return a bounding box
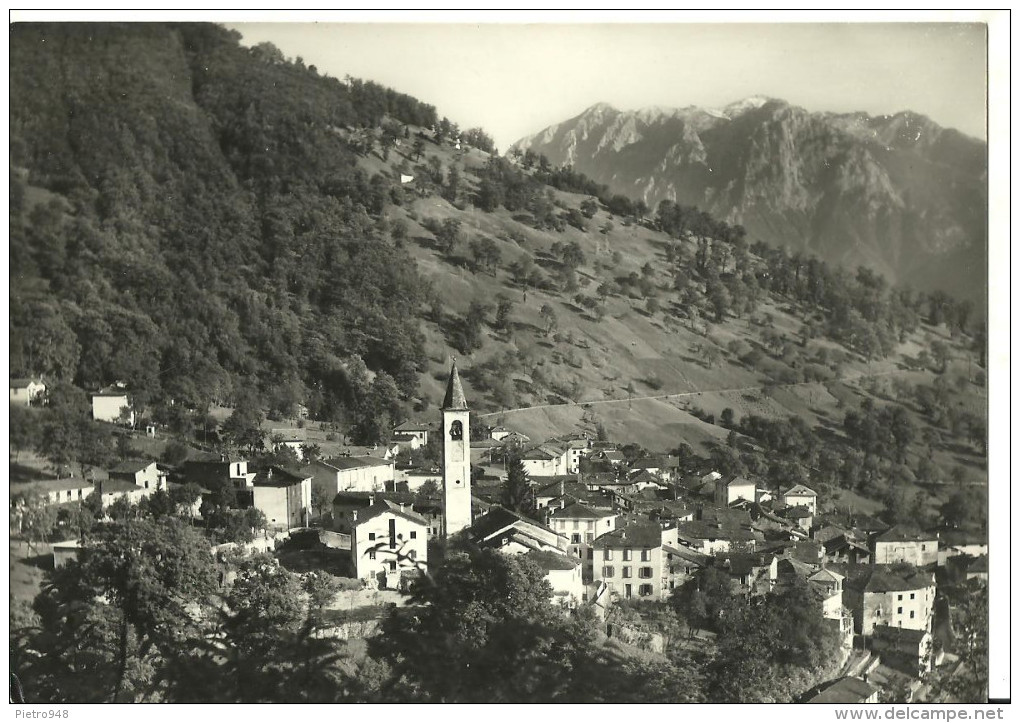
[7,11,1007,709]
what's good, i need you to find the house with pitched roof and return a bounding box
[322,455,395,492]
[10,378,45,406]
[714,474,757,506]
[24,477,95,505]
[871,526,939,567]
[524,548,584,607]
[392,420,432,447]
[350,499,429,586]
[91,388,134,425]
[592,521,668,601]
[843,565,936,637]
[716,551,778,597]
[663,544,710,591]
[806,676,880,704]
[780,484,818,514]
[872,625,934,676]
[469,506,568,554]
[521,443,569,477]
[108,459,164,491]
[250,465,311,529]
[547,502,618,581]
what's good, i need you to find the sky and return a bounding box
[225,21,987,149]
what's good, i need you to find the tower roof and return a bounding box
[442,360,468,410]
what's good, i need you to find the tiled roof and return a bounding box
[718,473,755,488]
[355,499,428,527]
[25,478,94,494]
[807,677,879,704]
[525,549,580,571]
[325,455,393,470]
[252,465,309,487]
[99,478,145,494]
[676,520,758,543]
[109,459,156,475]
[848,565,934,593]
[875,525,938,543]
[551,502,613,520]
[10,378,42,389]
[393,420,431,432]
[592,521,662,549]
[782,484,817,497]
[873,624,930,645]
[522,444,566,460]
[470,506,559,541]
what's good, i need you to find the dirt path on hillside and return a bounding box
[477,367,909,419]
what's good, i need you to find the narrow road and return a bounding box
[477,366,909,419]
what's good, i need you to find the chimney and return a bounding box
[369,493,376,506]
[352,510,358,522]
[399,503,405,513]
[621,531,627,540]
[560,479,565,496]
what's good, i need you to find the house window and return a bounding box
[587,549,594,560]
[603,566,615,578]
[910,610,915,619]
[410,531,417,539]
[587,521,594,531]
[624,584,632,599]
[641,549,651,562]
[604,549,613,561]
[573,520,579,530]
[897,607,903,615]
[910,593,915,600]
[622,566,631,579]
[921,544,926,551]
[640,567,653,579]
[639,584,653,597]
[623,549,632,561]
[389,561,397,571]
[571,534,581,544]
[409,550,417,560]
[897,594,902,601]
[368,550,376,560]
[585,532,594,544]
[369,533,376,541]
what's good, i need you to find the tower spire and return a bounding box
[442,358,468,411]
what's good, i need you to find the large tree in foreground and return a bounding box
[501,453,534,515]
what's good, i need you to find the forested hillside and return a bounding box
[10,23,437,439]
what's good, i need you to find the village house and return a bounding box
[9,378,45,406]
[487,425,514,442]
[843,565,936,638]
[780,504,814,532]
[587,448,625,467]
[269,431,306,460]
[937,528,987,566]
[547,435,591,474]
[97,478,155,507]
[592,521,667,601]
[534,477,602,509]
[323,455,395,492]
[871,525,939,567]
[662,544,709,591]
[717,551,778,597]
[872,625,934,677]
[349,499,429,588]
[547,502,618,581]
[779,484,818,514]
[396,466,443,492]
[520,443,570,477]
[392,420,432,446]
[108,459,165,491]
[714,474,757,506]
[250,466,312,529]
[52,539,82,568]
[91,388,134,425]
[630,455,680,482]
[806,676,880,704]
[469,506,569,554]
[524,548,585,607]
[965,555,988,583]
[181,456,256,490]
[26,477,95,505]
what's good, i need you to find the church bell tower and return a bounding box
[441,359,472,537]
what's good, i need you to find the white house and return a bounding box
[350,499,429,586]
[780,484,818,514]
[525,549,584,607]
[10,378,45,406]
[392,420,431,446]
[251,466,312,529]
[26,478,95,505]
[108,460,165,491]
[91,389,133,425]
[98,478,155,507]
[521,444,569,477]
[714,474,757,506]
[326,456,396,492]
